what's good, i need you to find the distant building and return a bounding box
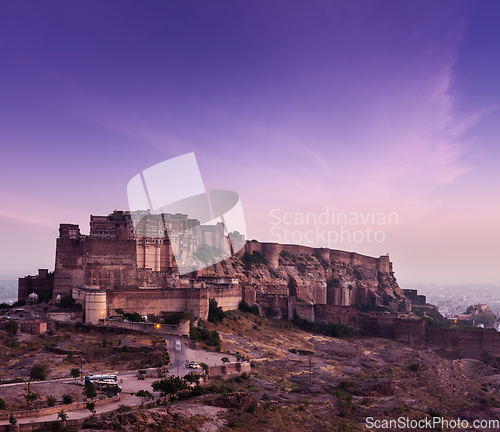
[18,269,54,303]
[20,319,47,335]
[403,289,426,306]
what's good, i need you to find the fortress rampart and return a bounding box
[243,242,392,273]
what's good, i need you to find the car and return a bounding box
[137,374,146,380]
[188,361,200,369]
[175,341,181,351]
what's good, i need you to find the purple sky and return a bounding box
[1,1,500,284]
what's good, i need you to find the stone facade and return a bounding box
[18,269,53,303]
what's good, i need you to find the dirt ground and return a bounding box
[3,311,500,431]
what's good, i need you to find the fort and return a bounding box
[18,210,500,358]
[19,210,404,325]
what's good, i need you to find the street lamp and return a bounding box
[27,379,31,410]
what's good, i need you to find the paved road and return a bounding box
[0,336,237,426]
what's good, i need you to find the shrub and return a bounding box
[208,299,226,325]
[58,296,77,309]
[152,376,188,396]
[5,320,18,336]
[242,251,267,269]
[155,356,166,368]
[118,405,133,412]
[83,382,97,399]
[46,395,56,407]
[30,363,50,380]
[245,402,257,414]
[238,300,260,315]
[123,312,144,322]
[0,398,6,409]
[86,402,96,414]
[62,394,73,404]
[190,325,221,349]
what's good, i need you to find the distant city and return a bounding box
[401,282,500,316]
[0,280,17,304]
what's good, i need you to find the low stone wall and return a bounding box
[0,418,85,432]
[207,362,251,379]
[0,395,120,421]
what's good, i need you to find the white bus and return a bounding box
[85,374,118,383]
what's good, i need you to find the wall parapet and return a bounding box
[0,395,120,421]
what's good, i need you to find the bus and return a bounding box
[85,375,121,394]
[85,374,118,383]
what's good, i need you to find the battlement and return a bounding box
[243,241,393,273]
[59,224,81,239]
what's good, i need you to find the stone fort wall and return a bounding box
[242,242,392,273]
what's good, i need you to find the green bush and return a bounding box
[208,299,226,325]
[242,251,267,269]
[190,325,221,349]
[62,394,73,404]
[123,312,144,322]
[5,320,18,336]
[238,300,260,316]
[57,296,77,309]
[30,363,50,380]
[83,382,97,399]
[0,398,6,409]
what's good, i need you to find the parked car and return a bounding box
[188,361,200,369]
[175,341,181,351]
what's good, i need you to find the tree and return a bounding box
[151,376,188,397]
[58,296,77,309]
[57,410,67,421]
[104,385,121,395]
[155,356,166,368]
[124,312,144,322]
[86,402,96,414]
[221,357,230,363]
[136,390,153,405]
[0,398,7,409]
[70,367,80,380]
[25,392,39,405]
[183,373,199,384]
[9,415,17,425]
[208,299,225,325]
[46,395,56,407]
[5,320,18,336]
[30,363,50,380]
[83,382,97,399]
